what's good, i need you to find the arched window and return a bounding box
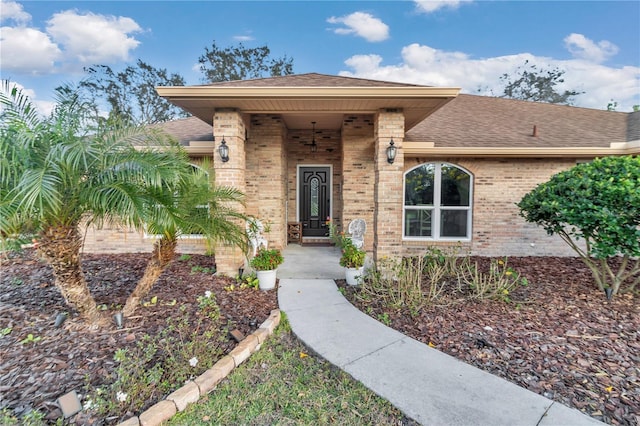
[403,163,473,240]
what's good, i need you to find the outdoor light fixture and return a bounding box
[386,138,397,164]
[310,121,318,153]
[218,137,229,162]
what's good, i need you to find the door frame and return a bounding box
[296,164,333,228]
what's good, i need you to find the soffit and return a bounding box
[156,86,460,131]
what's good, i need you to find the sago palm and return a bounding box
[123,163,248,316]
[0,81,190,325]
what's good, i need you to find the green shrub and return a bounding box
[339,239,366,268]
[327,221,344,248]
[250,248,284,271]
[360,253,451,316]
[518,155,640,296]
[456,258,528,302]
[238,272,259,289]
[359,246,526,315]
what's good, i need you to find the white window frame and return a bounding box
[402,162,473,241]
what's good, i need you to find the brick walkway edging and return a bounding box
[116,309,281,426]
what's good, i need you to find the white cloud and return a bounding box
[233,35,254,42]
[46,10,142,64]
[340,38,640,111]
[0,81,55,117]
[0,26,61,74]
[414,0,473,13]
[0,3,143,75]
[564,33,619,64]
[0,0,31,24]
[327,12,389,42]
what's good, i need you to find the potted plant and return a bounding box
[339,239,366,285]
[250,248,284,290]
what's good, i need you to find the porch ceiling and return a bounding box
[156,86,460,131]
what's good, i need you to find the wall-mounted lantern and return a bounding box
[386,138,397,164]
[218,137,229,162]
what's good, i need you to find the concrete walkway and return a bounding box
[277,245,603,426]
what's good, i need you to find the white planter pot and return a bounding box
[256,269,277,290]
[345,267,364,286]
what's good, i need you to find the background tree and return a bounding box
[79,59,189,125]
[198,41,294,83]
[517,156,640,296]
[500,60,583,105]
[0,81,192,324]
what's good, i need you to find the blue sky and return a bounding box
[2,0,639,115]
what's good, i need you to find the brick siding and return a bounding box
[374,110,405,260]
[402,157,583,257]
[81,113,585,266]
[341,115,376,251]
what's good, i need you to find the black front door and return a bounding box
[299,167,330,237]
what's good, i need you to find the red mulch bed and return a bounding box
[0,250,277,424]
[339,257,639,426]
[1,251,638,425]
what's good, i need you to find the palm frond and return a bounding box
[0,80,43,131]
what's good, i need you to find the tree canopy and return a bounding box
[198,41,294,83]
[500,60,583,105]
[0,81,197,323]
[517,156,640,296]
[1,81,251,324]
[79,59,189,125]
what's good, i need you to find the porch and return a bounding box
[210,110,407,275]
[155,74,460,275]
[278,244,342,279]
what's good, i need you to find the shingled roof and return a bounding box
[155,74,638,151]
[188,72,424,88]
[152,116,213,146]
[628,111,640,141]
[407,94,632,148]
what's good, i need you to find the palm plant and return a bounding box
[0,81,192,325]
[123,163,248,316]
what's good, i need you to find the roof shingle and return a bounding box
[151,116,212,146]
[406,94,631,148]
[154,74,638,150]
[190,72,426,88]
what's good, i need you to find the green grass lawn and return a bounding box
[169,316,415,425]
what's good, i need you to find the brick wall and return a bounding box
[374,110,405,260]
[81,114,586,263]
[246,115,287,250]
[211,110,247,275]
[81,224,209,255]
[401,157,583,257]
[341,115,376,251]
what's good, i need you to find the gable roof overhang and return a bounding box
[156,85,460,131]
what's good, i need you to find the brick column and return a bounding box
[212,109,246,276]
[374,109,405,261]
[245,115,287,251]
[341,115,375,252]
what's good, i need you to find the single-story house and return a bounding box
[81,73,640,275]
